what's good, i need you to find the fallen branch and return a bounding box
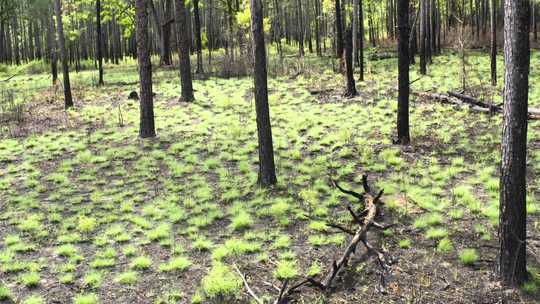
[413,91,540,120]
[234,265,264,304]
[238,175,388,304]
[1,74,17,82]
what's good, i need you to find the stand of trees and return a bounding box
[0,0,535,289]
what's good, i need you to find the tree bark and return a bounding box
[490,0,497,86]
[499,0,530,286]
[193,0,204,73]
[335,0,344,58]
[135,0,156,138]
[359,0,365,81]
[175,0,195,102]
[297,0,305,57]
[250,0,277,186]
[96,0,104,85]
[54,0,73,109]
[397,0,410,144]
[419,0,427,74]
[344,28,357,97]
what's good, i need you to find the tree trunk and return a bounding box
[490,0,497,86]
[397,0,410,144]
[175,0,195,102]
[135,0,156,138]
[353,0,359,69]
[96,0,104,85]
[163,0,173,65]
[11,15,20,65]
[250,0,277,186]
[335,0,344,58]
[47,7,58,85]
[499,0,530,286]
[344,28,357,97]
[359,0,365,81]
[419,0,427,74]
[54,0,73,109]
[193,0,204,73]
[297,0,305,57]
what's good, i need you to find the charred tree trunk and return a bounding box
[193,0,204,73]
[175,0,195,102]
[250,0,277,186]
[490,0,497,86]
[96,0,104,85]
[54,0,73,109]
[296,0,305,57]
[162,0,173,65]
[335,0,344,58]
[135,0,156,138]
[359,0,365,81]
[397,0,410,144]
[47,7,58,85]
[499,0,530,287]
[344,28,357,97]
[419,0,427,74]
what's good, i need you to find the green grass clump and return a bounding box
[0,284,12,300]
[459,248,479,266]
[77,216,98,233]
[131,256,152,270]
[23,295,44,304]
[115,271,139,285]
[74,293,99,304]
[159,257,191,272]
[202,263,242,299]
[83,272,103,289]
[436,238,454,253]
[20,272,40,287]
[522,281,539,295]
[413,213,443,229]
[398,239,412,249]
[274,260,299,280]
[425,227,448,240]
[229,211,253,231]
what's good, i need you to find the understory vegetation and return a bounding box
[0,50,539,303]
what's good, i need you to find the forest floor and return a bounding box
[0,50,539,304]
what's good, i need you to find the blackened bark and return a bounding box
[419,0,427,74]
[47,8,58,84]
[499,0,530,285]
[193,0,204,73]
[359,0,365,81]
[96,0,104,85]
[162,0,173,65]
[297,0,305,57]
[397,0,410,144]
[315,0,322,56]
[344,28,357,97]
[175,0,195,102]
[54,0,73,109]
[490,0,497,86]
[499,0,530,286]
[250,0,277,186]
[335,0,344,58]
[135,0,156,138]
[11,15,19,65]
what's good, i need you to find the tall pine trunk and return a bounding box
[175,0,195,102]
[135,0,156,138]
[499,0,530,287]
[54,0,73,109]
[397,0,410,144]
[193,0,204,73]
[490,0,497,85]
[250,0,277,186]
[96,0,104,85]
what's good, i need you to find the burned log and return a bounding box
[414,91,540,120]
